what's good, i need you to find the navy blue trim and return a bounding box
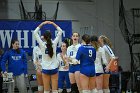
[106,45,112,54]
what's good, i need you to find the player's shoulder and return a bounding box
[96,47,104,53]
[103,45,110,49]
[103,45,112,52]
[76,43,81,48]
[98,47,104,51]
[33,46,39,49]
[67,45,73,50]
[78,45,85,51]
[57,53,61,56]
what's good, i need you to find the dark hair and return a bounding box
[90,35,98,42]
[61,42,67,48]
[90,35,99,50]
[82,34,90,44]
[43,31,53,58]
[63,38,72,48]
[10,39,20,53]
[72,32,80,37]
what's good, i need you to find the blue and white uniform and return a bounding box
[33,46,42,70]
[33,46,44,91]
[57,53,71,92]
[102,45,115,62]
[102,45,115,73]
[67,44,81,73]
[76,44,96,77]
[95,47,108,76]
[34,26,62,75]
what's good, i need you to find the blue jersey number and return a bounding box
[70,51,73,56]
[89,50,92,57]
[45,48,48,54]
[60,61,65,66]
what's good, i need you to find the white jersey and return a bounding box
[33,46,42,70]
[67,44,81,64]
[95,47,108,73]
[34,26,62,70]
[33,46,42,63]
[102,45,115,63]
[57,53,69,71]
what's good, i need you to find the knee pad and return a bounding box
[98,90,103,93]
[66,88,71,92]
[38,85,43,91]
[103,89,110,93]
[82,90,90,93]
[52,90,58,93]
[91,89,98,93]
[58,88,63,93]
[44,90,50,93]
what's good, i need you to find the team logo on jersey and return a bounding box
[11,56,22,60]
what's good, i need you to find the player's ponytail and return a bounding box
[43,31,53,58]
[82,34,90,44]
[100,35,112,48]
[90,35,99,51]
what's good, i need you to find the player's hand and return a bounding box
[47,21,54,24]
[64,65,69,69]
[42,21,51,25]
[71,58,78,64]
[105,66,110,72]
[25,74,28,78]
[3,71,8,77]
[68,57,72,62]
[76,61,80,64]
[41,36,44,39]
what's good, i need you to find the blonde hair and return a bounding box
[99,35,113,48]
[91,41,99,51]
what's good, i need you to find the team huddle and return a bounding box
[0,21,116,93]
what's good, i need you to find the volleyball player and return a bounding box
[67,32,81,93]
[34,21,63,93]
[57,42,71,93]
[90,35,108,93]
[33,45,43,93]
[76,34,96,93]
[98,35,115,93]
